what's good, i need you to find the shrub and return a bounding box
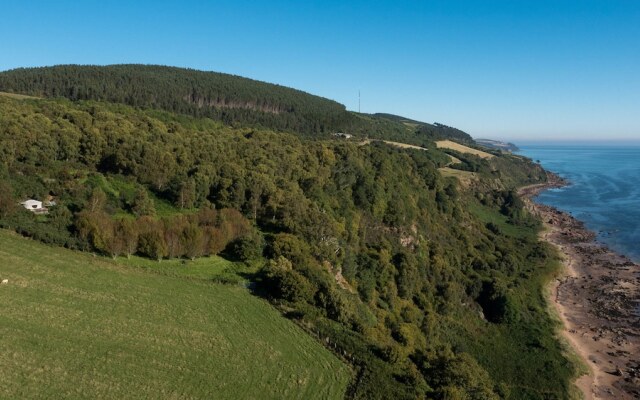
[228,231,265,261]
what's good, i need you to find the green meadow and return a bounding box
[0,230,350,399]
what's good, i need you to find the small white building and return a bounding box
[21,199,48,214]
[333,132,353,139]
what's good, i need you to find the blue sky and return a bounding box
[1,0,639,141]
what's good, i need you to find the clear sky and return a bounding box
[1,0,639,141]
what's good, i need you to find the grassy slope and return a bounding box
[451,202,581,399]
[435,140,494,159]
[0,230,350,399]
[439,167,478,187]
[116,254,259,284]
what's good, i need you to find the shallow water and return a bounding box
[517,142,640,262]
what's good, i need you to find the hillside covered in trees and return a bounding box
[0,65,353,134]
[0,68,580,400]
[373,113,475,144]
[0,65,476,146]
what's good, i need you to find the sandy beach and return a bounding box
[520,175,640,399]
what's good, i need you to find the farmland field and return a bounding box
[435,140,494,159]
[0,230,350,399]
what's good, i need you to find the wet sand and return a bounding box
[520,174,640,399]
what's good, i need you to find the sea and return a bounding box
[517,142,640,262]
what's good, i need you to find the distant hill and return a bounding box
[0,65,474,145]
[373,113,427,126]
[476,139,519,152]
[0,64,352,135]
[374,113,475,144]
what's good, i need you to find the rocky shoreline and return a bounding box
[520,173,640,399]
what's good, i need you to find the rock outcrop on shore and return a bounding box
[520,174,640,399]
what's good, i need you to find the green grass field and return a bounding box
[116,253,254,283]
[0,230,350,399]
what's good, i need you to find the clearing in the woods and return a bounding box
[439,167,478,186]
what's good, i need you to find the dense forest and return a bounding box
[0,65,476,147]
[0,64,351,134]
[0,66,579,399]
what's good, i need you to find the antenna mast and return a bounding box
[358,90,361,113]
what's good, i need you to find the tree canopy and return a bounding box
[0,88,573,399]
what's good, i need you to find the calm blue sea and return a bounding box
[517,143,640,262]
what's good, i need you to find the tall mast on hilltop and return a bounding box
[358,90,361,113]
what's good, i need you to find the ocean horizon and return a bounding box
[517,142,640,262]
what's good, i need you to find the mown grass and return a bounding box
[0,230,350,399]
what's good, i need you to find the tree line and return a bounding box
[76,188,254,260]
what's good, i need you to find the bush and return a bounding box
[227,231,265,261]
[262,256,316,303]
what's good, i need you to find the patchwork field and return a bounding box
[0,230,350,399]
[435,140,494,159]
